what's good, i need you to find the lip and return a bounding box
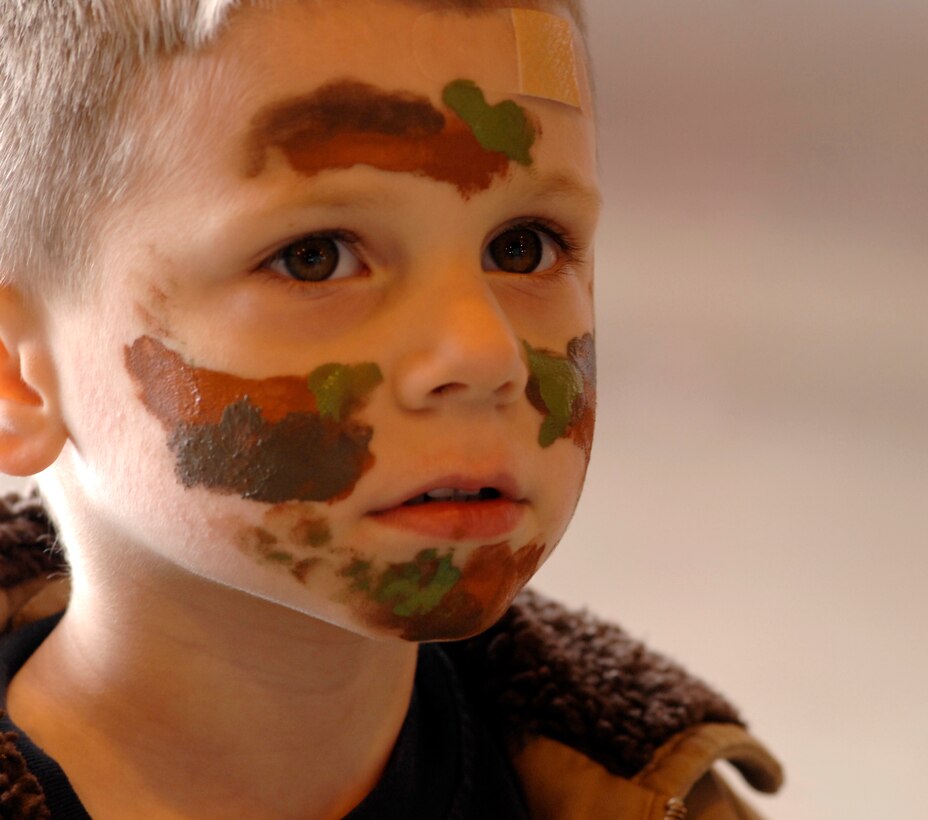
[367,473,526,540]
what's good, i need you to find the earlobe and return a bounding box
[0,286,68,476]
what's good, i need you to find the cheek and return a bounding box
[123,335,384,504]
[524,332,596,461]
[231,502,335,585]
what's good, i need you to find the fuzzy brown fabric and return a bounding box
[0,722,50,820]
[444,589,743,779]
[0,492,743,794]
[0,493,64,591]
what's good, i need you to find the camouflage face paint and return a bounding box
[308,362,383,423]
[524,333,596,457]
[244,80,536,196]
[239,526,323,583]
[347,549,462,618]
[235,504,333,582]
[442,79,535,166]
[342,539,546,641]
[125,335,382,503]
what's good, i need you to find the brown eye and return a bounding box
[264,234,364,282]
[484,226,559,274]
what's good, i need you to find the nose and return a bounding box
[392,281,528,412]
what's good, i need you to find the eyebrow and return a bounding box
[254,170,601,222]
[523,171,602,214]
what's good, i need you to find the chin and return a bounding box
[343,539,548,643]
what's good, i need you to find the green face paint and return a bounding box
[375,550,461,617]
[345,549,461,618]
[525,334,596,455]
[289,517,332,548]
[344,559,373,591]
[442,79,536,166]
[524,342,584,446]
[341,539,546,642]
[125,336,384,503]
[307,362,383,423]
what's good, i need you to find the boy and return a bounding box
[0,1,781,817]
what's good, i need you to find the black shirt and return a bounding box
[0,615,529,819]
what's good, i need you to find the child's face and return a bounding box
[45,0,599,641]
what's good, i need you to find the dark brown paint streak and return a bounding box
[125,336,375,503]
[245,81,510,196]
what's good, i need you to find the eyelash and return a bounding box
[494,218,584,273]
[253,218,585,287]
[253,229,365,288]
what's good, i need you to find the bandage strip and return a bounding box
[413,8,582,109]
[510,8,581,109]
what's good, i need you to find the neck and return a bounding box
[8,547,418,819]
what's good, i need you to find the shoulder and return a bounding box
[447,589,783,819]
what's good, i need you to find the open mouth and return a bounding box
[402,487,503,506]
[372,484,522,539]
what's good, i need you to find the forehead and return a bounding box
[217,0,592,105]
[130,0,597,224]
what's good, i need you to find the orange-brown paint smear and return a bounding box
[125,336,377,503]
[244,81,510,197]
[126,335,318,425]
[345,540,545,642]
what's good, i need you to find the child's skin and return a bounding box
[0,0,599,816]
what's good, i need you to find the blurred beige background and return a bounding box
[1,1,925,817]
[530,0,927,817]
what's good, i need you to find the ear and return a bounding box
[0,285,68,476]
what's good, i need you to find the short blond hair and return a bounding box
[0,0,588,301]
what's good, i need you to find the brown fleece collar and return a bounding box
[0,491,742,783]
[443,590,743,778]
[0,493,63,590]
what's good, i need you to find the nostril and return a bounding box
[494,379,522,400]
[430,382,467,397]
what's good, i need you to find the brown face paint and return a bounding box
[341,539,545,641]
[524,333,596,458]
[238,526,324,583]
[133,286,173,338]
[244,80,534,197]
[232,503,332,581]
[125,336,381,503]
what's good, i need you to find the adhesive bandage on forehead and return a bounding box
[412,8,585,110]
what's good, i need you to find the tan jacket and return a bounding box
[0,493,783,819]
[513,725,781,819]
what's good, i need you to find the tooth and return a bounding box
[405,487,501,505]
[425,488,456,500]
